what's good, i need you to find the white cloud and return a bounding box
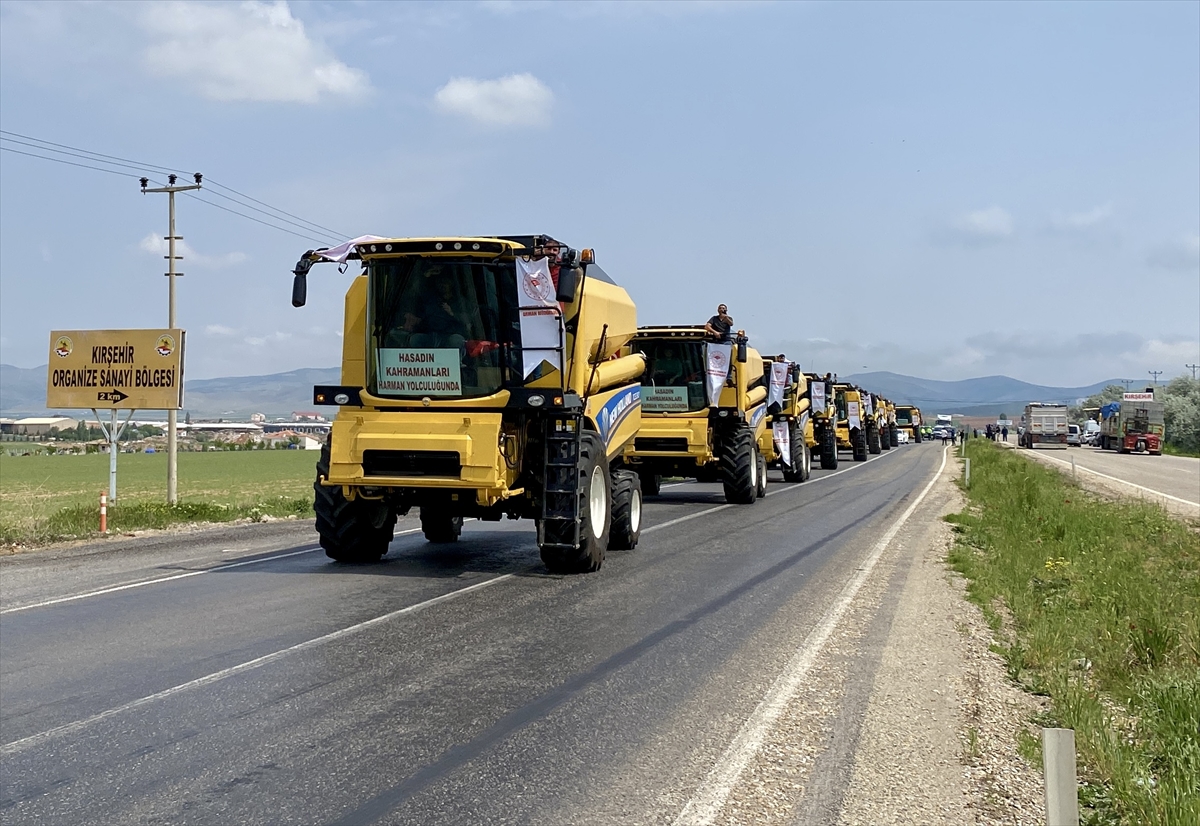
[434,73,553,127]
[244,332,293,346]
[138,233,248,268]
[951,206,1014,241]
[1147,232,1200,271]
[205,324,236,336]
[139,1,369,103]
[1050,202,1113,230]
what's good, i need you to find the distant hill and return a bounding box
[841,371,1125,416]
[1,364,339,418]
[3,363,1128,420]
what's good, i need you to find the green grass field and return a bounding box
[0,450,318,544]
[948,440,1199,825]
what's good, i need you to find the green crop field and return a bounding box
[0,450,319,544]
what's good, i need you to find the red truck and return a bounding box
[1098,392,1164,455]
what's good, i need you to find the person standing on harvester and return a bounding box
[705,304,734,342]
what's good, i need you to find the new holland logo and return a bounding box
[54,336,73,358]
[155,334,175,357]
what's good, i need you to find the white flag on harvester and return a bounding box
[705,342,733,406]
[768,361,789,411]
[811,381,826,414]
[848,400,861,429]
[514,257,563,379]
[773,420,791,466]
[862,394,873,416]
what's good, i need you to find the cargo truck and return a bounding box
[1099,392,1164,455]
[1019,403,1069,449]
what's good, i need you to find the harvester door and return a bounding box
[516,256,566,387]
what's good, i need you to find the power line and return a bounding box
[1,131,344,243]
[2,141,334,245]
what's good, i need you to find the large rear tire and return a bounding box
[420,507,463,543]
[889,425,899,448]
[820,425,838,470]
[867,422,882,455]
[609,469,642,551]
[852,428,868,462]
[539,432,610,574]
[720,426,758,505]
[314,444,395,563]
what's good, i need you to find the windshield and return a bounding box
[835,390,848,422]
[631,339,707,412]
[369,257,522,398]
[895,410,912,425]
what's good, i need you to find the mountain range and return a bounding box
[2,363,1122,418]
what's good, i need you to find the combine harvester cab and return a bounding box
[622,326,767,504]
[1099,391,1164,455]
[804,373,839,469]
[833,384,869,462]
[895,405,923,443]
[290,235,645,574]
[756,357,813,483]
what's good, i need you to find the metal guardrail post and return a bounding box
[1043,727,1079,826]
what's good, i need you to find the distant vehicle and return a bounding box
[1019,403,1068,449]
[1067,424,1081,446]
[1099,392,1164,455]
[895,429,910,444]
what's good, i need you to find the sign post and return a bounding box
[47,329,185,505]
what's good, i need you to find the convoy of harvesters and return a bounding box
[290,235,925,574]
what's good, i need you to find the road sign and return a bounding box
[47,329,185,410]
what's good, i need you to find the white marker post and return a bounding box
[964,457,971,489]
[1043,728,1079,826]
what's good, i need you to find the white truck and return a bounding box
[1020,403,1068,449]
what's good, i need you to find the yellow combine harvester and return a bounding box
[833,383,869,462]
[895,405,923,442]
[622,326,768,504]
[758,357,812,482]
[805,373,839,470]
[290,235,645,574]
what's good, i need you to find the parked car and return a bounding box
[896,429,910,444]
[1067,424,1081,447]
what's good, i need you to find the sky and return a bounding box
[1,0,1197,387]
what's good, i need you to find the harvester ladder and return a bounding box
[539,412,583,549]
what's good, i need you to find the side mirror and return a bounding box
[556,267,580,303]
[737,341,748,363]
[291,271,307,307]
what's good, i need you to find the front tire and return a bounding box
[638,469,661,497]
[852,428,868,462]
[889,424,899,448]
[720,426,758,505]
[314,444,395,563]
[756,450,767,498]
[609,469,642,550]
[539,432,610,574]
[820,425,838,470]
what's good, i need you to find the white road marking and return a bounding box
[673,446,949,826]
[0,572,516,757]
[1028,451,1199,508]
[0,527,425,615]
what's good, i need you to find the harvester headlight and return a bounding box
[333,393,350,405]
[718,410,729,417]
[370,244,377,252]
[435,242,443,250]
[472,243,480,250]
[454,242,462,250]
[384,244,392,252]
[528,394,545,407]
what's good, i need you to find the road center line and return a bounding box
[0,572,517,757]
[672,446,949,826]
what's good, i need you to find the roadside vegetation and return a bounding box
[1072,376,1200,455]
[0,450,316,545]
[947,440,1199,825]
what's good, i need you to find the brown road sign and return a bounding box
[47,329,185,410]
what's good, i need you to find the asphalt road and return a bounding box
[1,443,946,826]
[1008,443,1199,513]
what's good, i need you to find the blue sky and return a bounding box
[1,0,1197,386]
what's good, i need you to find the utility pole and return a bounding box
[1187,364,1199,380]
[141,173,202,505]
[1148,370,1163,388]
[1120,379,1134,391]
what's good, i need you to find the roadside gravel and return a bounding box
[711,453,1044,825]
